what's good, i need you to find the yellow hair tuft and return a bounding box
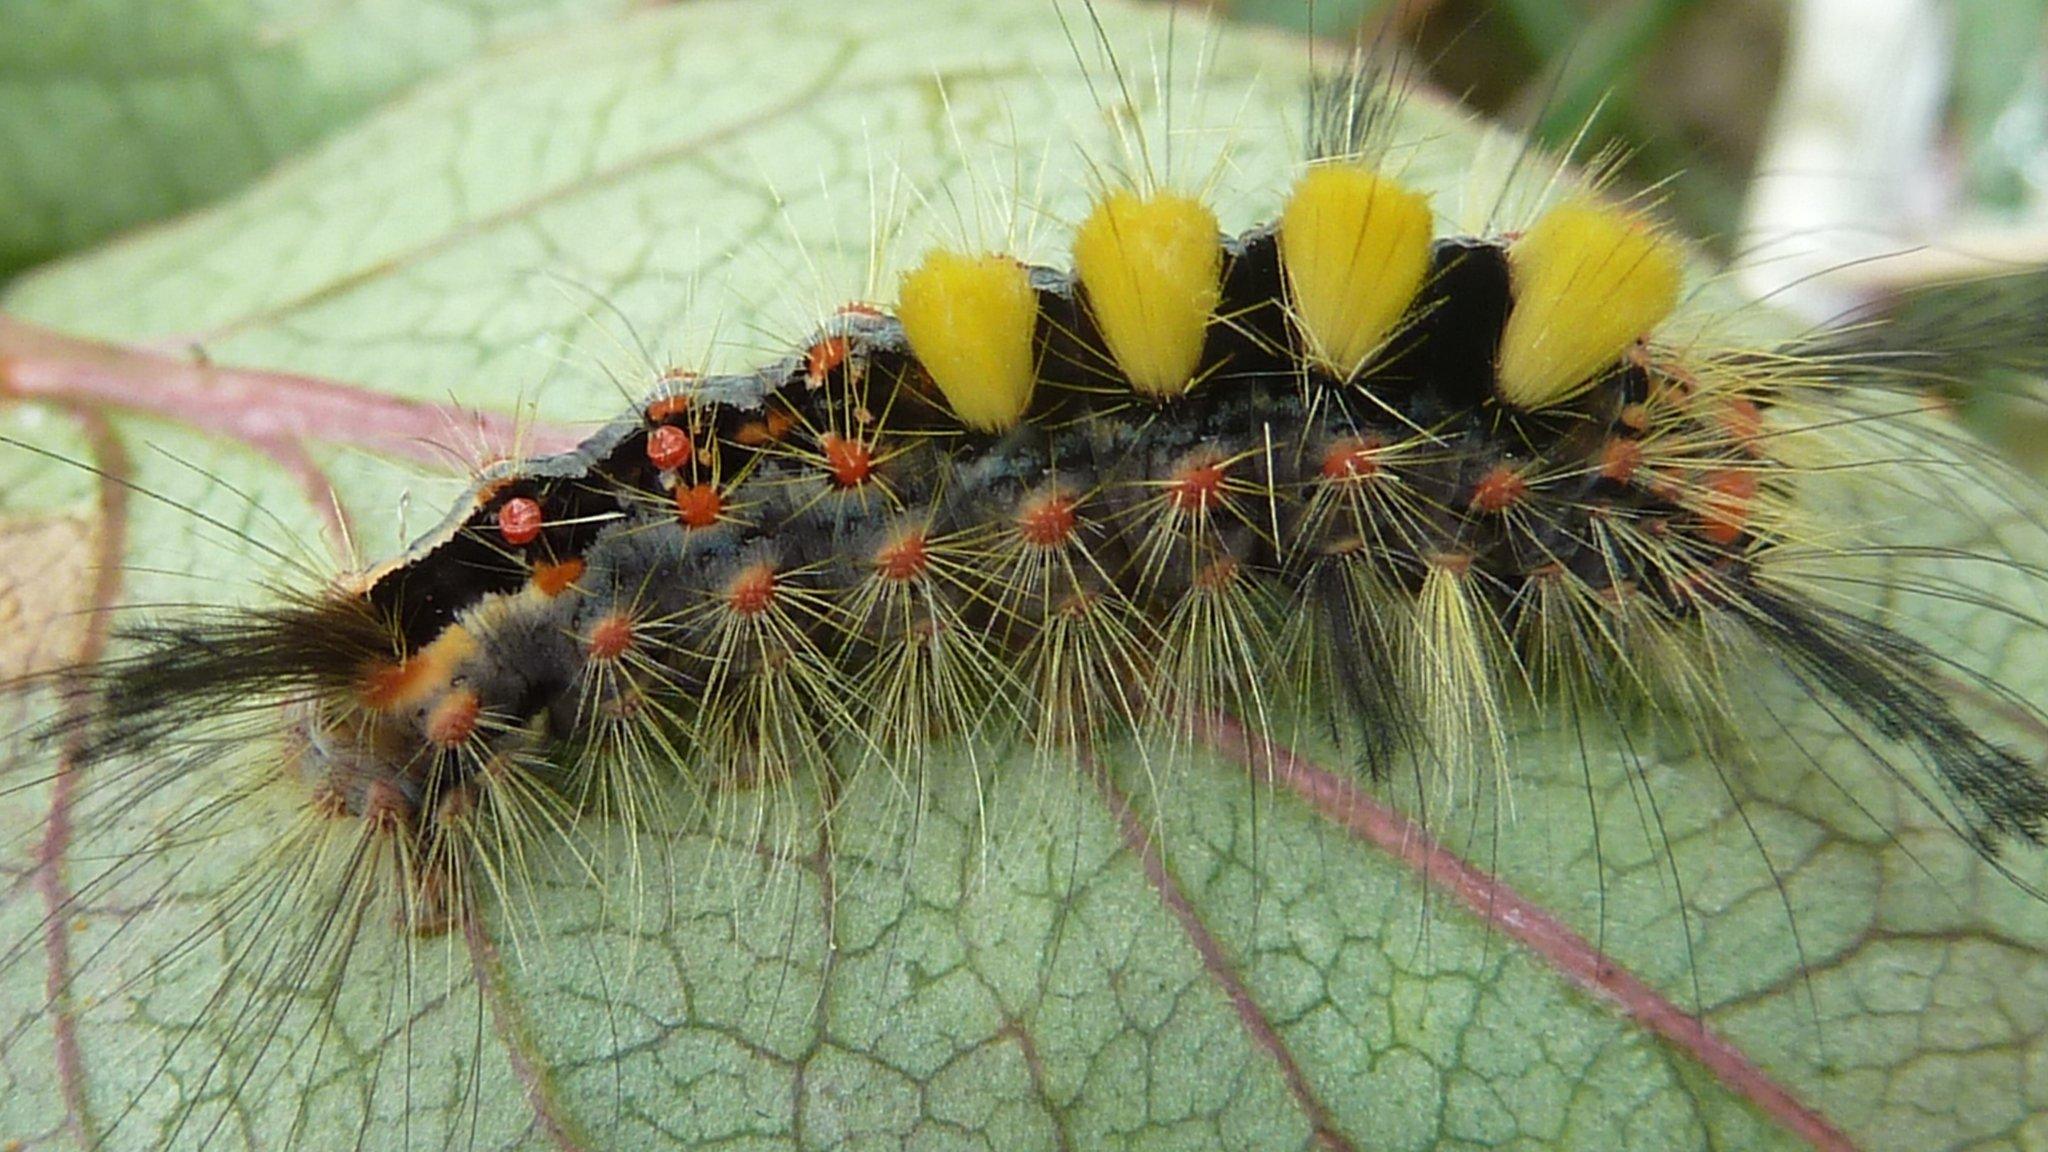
[1279,164,1433,379]
[1496,199,1681,410]
[1072,189,1222,399]
[897,249,1039,432]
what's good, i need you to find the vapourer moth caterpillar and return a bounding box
[2,3,2045,1150]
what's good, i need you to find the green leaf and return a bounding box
[1221,0,1385,34]
[1949,0,2048,209]
[0,0,639,275]
[4,1,2048,1149]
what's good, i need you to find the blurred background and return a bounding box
[3,0,2042,285]
[1264,0,2048,316]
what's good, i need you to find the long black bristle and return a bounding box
[1745,586,2048,849]
[67,595,397,762]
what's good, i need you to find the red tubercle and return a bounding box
[725,563,778,616]
[585,613,637,661]
[875,531,930,582]
[644,392,693,422]
[1169,459,1228,514]
[1319,437,1383,482]
[497,496,544,546]
[806,335,852,387]
[1016,492,1079,548]
[646,424,692,471]
[821,433,874,488]
[426,690,481,747]
[1598,439,1644,483]
[360,777,416,832]
[1469,465,1527,513]
[675,482,724,529]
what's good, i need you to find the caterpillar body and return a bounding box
[4,3,2048,1150]
[82,197,2048,873]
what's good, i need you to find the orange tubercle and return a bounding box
[1598,439,1644,483]
[806,335,852,386]
[1469,465,1527,513]
[586,613,637,661]
[736,406,798,447]
[426,689,481,747]
[1698,469,1759,546]
[1016,492,1079,548]
[821,433,874,488]
[1319,437,1383,481]
[725,562,778,616]
[1169,459,1227,513]
[645,389,694,422]
[360,778,415,832]
[875,531,930,582]
[532,557,584,597]
[675,482,724,529]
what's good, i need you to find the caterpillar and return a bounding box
[3,2,2047,1150]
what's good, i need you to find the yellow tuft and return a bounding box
[1072,189,1222,399]
[1279,165,1433,379]
[1496,199,1682,410]
[897,250,1040,432]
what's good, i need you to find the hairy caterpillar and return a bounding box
[3,2,2048,1150]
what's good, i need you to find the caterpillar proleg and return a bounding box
[2,2,2047,1150]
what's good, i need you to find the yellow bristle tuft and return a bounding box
[897,249,1040,432]
[1072,189,1222,399]
[1279,165,1433,379]
[1496,199,1682,410]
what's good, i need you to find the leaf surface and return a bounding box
[0,0,637,271]
[2,2,2047,1149]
